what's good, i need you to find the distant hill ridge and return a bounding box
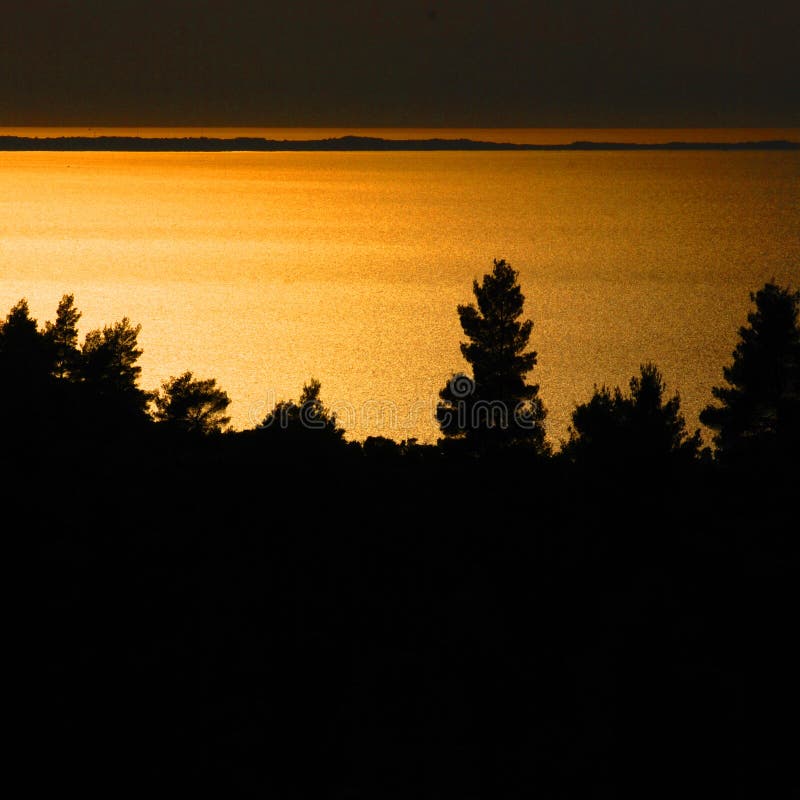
[0,134,797,151]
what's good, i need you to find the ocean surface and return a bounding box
[1,129,798,445]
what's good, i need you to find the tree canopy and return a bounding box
[152,371,232,435]
[78,316,151,428]
[562,362,702,468]
[1,276,797,474]
[259,378,345,448]
[0,296,153,443]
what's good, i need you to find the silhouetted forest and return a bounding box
[14,267,798,797]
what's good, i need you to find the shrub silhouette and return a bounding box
[258,378,345,448]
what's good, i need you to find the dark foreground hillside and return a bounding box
[21,437,797,798]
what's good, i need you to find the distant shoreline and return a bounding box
[1,135,798,152]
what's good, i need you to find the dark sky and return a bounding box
[2,0,797,127]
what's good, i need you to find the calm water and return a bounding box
[1,147,798,446]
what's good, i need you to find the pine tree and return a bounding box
[700,281,800,463]
[79,316,151,427]
[0,298,52,416]
[436,258,548,454]
[152,371,232,434]
[44,293,82,379]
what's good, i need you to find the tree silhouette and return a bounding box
[152,371,232,434]
[43,294,82,380]
[700,281,800,464]
[79,316,151,427]
[562,362,702,467]
[259,378,345,446]
[0,299,53,434]
[436,258,548,454]
[0,299,50,382]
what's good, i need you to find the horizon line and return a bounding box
[1,134,798,152]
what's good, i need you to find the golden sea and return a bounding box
[1,129,798,445]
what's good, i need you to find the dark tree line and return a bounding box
[19,263,798,799]
[0,294,231,445]
[435,259,799,473]
[2,268,799,474]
